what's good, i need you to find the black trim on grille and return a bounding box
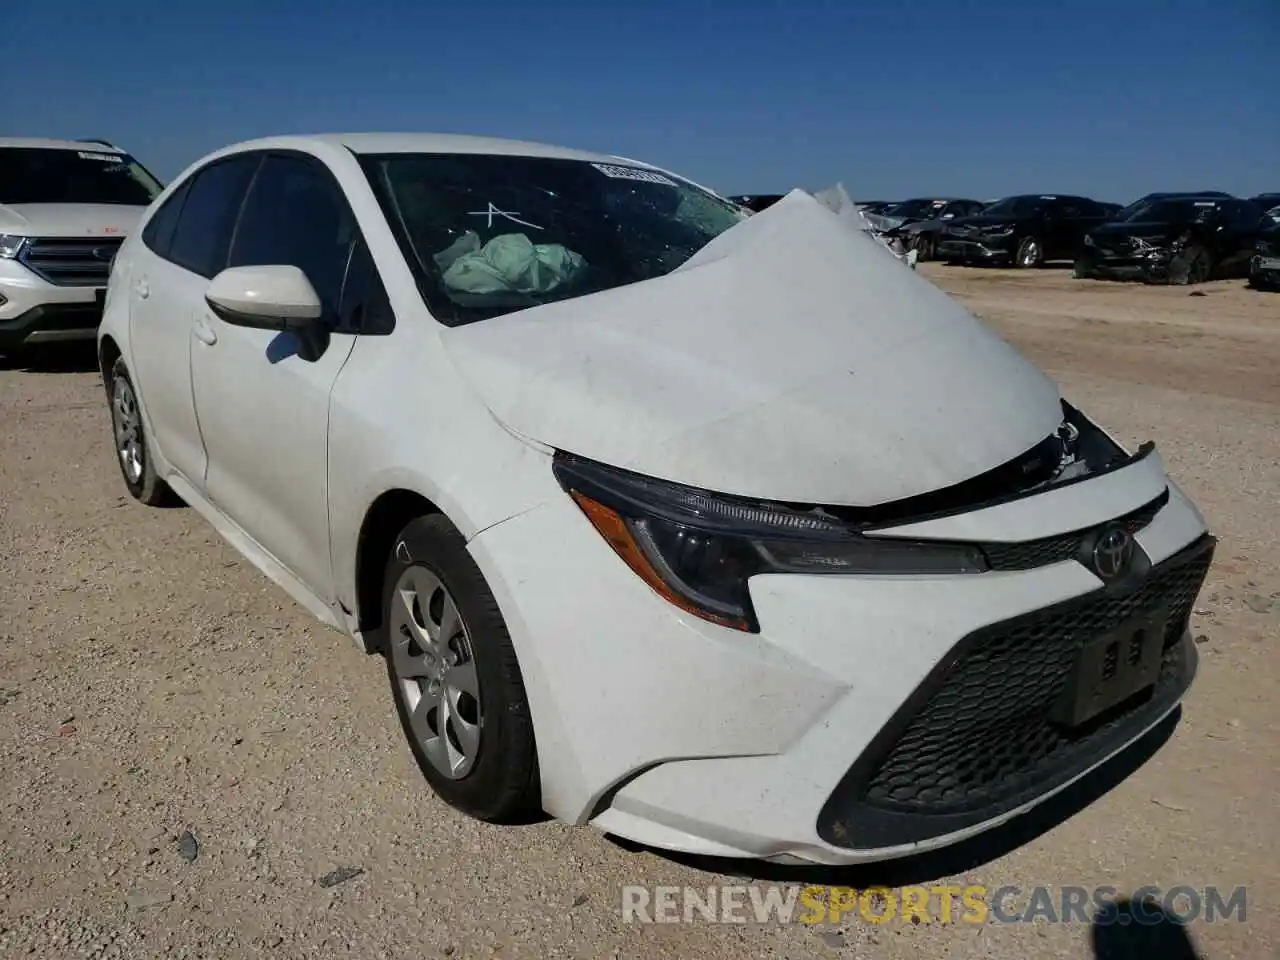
[17,236,124,287]
[816,533,1214,850]
[980,487,1169,571]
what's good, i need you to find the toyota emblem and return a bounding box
[1092,526,1134,580]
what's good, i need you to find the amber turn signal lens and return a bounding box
[569,490,751,631]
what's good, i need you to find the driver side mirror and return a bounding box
[205,265,330,361]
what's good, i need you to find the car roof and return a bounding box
[0,137,123,151]
[212,132,647,167]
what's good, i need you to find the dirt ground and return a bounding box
[1,266,1277,960]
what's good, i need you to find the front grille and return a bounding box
[18,237,123,287]
[981,488,1168,571]
[817,534,1213,849]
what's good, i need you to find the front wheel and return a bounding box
[1014,236,1044,268]
[383,514,540,822]
[109,358,176,506]
[1168,245,1212,285]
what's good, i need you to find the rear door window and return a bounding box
[167,155,260,278]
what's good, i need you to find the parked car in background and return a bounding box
[1112,192,1234,222]
[937,194,1112,268]
[1249,218,1280,290]
[856,200,895,216]
[869,198,990,261]
[1075,196,1268,284]
[1253,198,1280,225]
[96,132,1214,866]
[1248,193,1280,217]
[1100,202,1125,218]
[0,138,163,357]
[728,194,785,213]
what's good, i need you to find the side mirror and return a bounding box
[205,265,329,361]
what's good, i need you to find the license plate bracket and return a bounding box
[1051,610,1167,729]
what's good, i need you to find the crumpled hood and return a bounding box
[443,190,1064,506]
[0,203,145,238]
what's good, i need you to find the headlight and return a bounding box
[0,234,29,259]
[553,453,988,632]
[981,225,1015,237]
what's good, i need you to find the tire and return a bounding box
[382,514,540,822]
[108,357,176,506]
[1168,245,1211,285]
[911,233,934,262]
[1014,236,1043,268]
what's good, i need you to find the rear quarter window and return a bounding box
[140,180,191,258]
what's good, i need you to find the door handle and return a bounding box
[193,317,218,346]
[135,279,150,300]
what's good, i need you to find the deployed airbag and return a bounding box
[435,231,588,297]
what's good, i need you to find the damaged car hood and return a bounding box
[442,190,1064,506]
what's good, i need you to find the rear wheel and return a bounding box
[109,358,176,506]
[383,514,540,822]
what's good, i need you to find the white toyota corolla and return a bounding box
[97,133,1215,865]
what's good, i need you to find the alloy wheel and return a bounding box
[388,566,483,779]
[1018,239,1041,267]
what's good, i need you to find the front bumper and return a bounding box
[0,302,104,348]
[1250,254,1280,287]
[466,452,1211,865]
[1077,248,1174,282]
[938,238,1015,263]
[1,260,105,348]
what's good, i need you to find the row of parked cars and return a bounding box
[731,190,1280,289]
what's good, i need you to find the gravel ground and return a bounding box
[1,266,1277,959]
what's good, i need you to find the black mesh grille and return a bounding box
[857,538,1210,818]
[980,489,1168,571]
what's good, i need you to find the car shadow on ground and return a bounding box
[605,707,1181,890]
[0,343,100,374]
[1090,897,1202,959]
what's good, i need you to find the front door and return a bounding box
[188,152,360,599]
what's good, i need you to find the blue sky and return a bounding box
[3,0,1276,203]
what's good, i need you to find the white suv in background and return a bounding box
[0,138,163,356]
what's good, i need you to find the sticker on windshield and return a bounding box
[78,151,125,162]
[591,163,676,186]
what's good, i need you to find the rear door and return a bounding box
[128,156,258,485]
